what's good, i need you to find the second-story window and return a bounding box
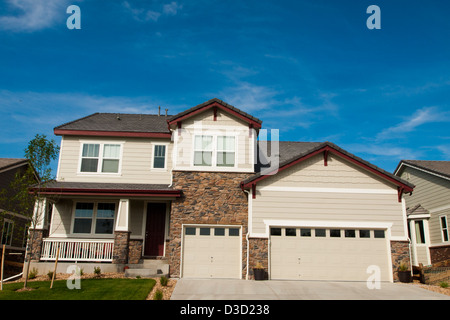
[153,145,166,169]
[80,143,121,173]
[194,135,213,166]
[217,136,235,167]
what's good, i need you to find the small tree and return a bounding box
[22,134,59,288]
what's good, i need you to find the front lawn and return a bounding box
[0,278,156,300]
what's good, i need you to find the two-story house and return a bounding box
[395,160,450,266]
[27,98,414,282]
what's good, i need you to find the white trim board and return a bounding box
[258,186,397,195]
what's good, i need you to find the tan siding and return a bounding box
[58,136,172,184]
[252,153,405,238]
[174,109,254,171]
[399,167,450,245]
[50,199,73,236]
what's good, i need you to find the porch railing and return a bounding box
[41,239,114,262]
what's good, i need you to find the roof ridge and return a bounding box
[54,112,100,130]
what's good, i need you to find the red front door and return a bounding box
[144,203,166,256]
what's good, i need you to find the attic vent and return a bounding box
[116,114,121,120]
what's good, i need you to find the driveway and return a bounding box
[171,279,450,300]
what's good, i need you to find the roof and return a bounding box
[168,98,263,128]
[0,158,28,171]
[35,181,182,198]
[395,160,450,180]
[243,141,414,192]
[54,113,172,138]
[406,204,430,216]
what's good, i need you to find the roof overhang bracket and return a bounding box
[252,183,256,199]
[323,149,329,166]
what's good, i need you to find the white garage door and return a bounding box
[182,225,241,279]
[270,227,390,281]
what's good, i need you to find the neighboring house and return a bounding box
[394,160,450,266]
[27,98,414,282]
[0,158,36,278]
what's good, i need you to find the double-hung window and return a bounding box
[193,135,235,167]
[194,135,213,166]
[1,219,14,245]
[153,145,167,169]
[80,143,121,173]
[441,215,449,242]
[217,136,235,167]
[73,202,116,235]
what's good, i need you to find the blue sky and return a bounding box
[0,0,449,174]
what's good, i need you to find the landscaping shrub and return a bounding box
[153,289,163,300]
[160,276,168,286]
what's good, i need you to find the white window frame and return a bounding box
[78,141,124,175]
[71,201,117,238]
[440,215,449,243]
[192,134,237,169]
[151,143,169,170]
[1,219,14,246]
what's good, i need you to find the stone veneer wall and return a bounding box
[248,238,269,280]
[430,245,450,264]
[28,229,44,261]
[112,231,130,264]
[391,240,411,281]
[167,171,251,278]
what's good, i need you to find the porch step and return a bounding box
[124,259,169,278]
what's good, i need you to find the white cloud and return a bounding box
[376,106,448,141]
[0,0,69,32]
[163,2,183,16]
[122,1,182,23]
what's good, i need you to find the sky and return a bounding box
[0,0,449,175]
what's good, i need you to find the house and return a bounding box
[394,160,450,266]
[0,158,37,278]
[27,98,414,282]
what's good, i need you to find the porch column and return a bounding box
[28,198,47,261]
[113,199,130,264]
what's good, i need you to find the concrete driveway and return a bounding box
[171,279,450,300]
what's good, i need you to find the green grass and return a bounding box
[0,278,156,300]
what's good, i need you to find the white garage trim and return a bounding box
[180,224,243,279]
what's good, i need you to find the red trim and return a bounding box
[323,150,329,166]
[252,184,256,199]
[54,129,171,138]
[213,107,217,121]
[242,145,414,193]
[168,102,262,129]
[33,188,181,198]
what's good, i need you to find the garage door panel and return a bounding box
[271,227,390,281]
[182,226,241,279]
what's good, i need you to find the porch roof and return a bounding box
[33,181,182,198]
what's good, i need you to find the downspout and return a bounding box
[243,189,250,280]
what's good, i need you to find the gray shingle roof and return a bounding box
[0,158,28,171]
[398,160,450,179]
[55,113,172,133]
[168,98,263,125]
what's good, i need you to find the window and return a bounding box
[193,135,236,168]
[374,230,385,239]
[359,230,371,238]
[285,228,297,237]
[345,230,356,238]
[300,228,311,237]
[185,227,196,235]
[80,143,121,173]
[1,219,14,245]
[229,228,240,236]
[414,221,426,244]
[330,229,341,237]
[214,228,225,236]
[217,136,235,167]
[200,228,210,236]
[153,145,166,169]
[73,202,116,235]
[271,228,281,236]
[440,216,449,242]
[315,229,326,237]
[194,136,213,166]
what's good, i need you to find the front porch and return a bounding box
[26,182,181,276]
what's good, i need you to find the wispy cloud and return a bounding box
[376,106,449,141]
[122,1,182,23]
[0,0,70,32]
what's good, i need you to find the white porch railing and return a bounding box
[41,239,114,262]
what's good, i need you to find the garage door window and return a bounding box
[185,227,196,235]
[374,230,385,238]
[200,228,210,236]
[271,228,282,236]
[286,228,296,236]
[359,230,370,238]
[345,230,356,238]
[300,228,311,237]
[330,229,341,237]
[229,228,240,236]
[214,228,225,236]
[315,229,326,237]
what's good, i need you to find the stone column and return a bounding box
[112,231,130,264]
